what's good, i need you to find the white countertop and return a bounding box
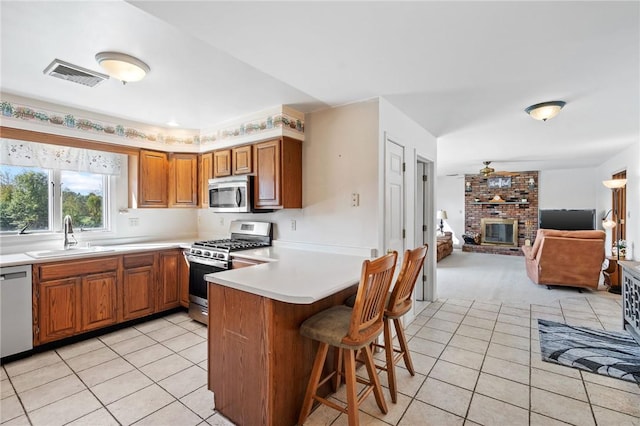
[207,246,369,304]
[0,241,192,268]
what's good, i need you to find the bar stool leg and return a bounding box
[333,347,343,391]
[299,342,329,425]
[383,317,398,403]
[394,318,415,375]
[363,344,388,414]
[344,348,359,426]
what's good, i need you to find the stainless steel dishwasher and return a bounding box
[1,265,33,358]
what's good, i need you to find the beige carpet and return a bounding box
[436,250,620,306]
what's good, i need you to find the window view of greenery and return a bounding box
[0,166,49,231]
[61,170,104,229]
[0,166,105,232]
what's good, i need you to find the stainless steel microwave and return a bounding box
[208,175,254,213]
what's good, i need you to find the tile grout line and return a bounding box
[9,313,211,426]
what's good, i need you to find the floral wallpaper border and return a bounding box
[210,112,304,143]
[0,100,199,145]
[0,100,305,148]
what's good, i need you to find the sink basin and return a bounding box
[26,246,115,259]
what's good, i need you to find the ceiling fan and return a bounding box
[479,161,519,177]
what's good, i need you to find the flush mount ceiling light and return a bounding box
[95,52,150,84]
[524,101,566,121]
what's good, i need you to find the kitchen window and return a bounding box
[1,138,122,234]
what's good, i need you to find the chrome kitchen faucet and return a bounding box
[63,215,77,250]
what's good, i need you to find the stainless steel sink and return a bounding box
[26,246,115,259]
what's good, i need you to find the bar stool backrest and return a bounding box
[343,251,397,346]
[387,244,429,318]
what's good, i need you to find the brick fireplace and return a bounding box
[463,171,539,256]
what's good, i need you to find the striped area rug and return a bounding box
[538,319,640,384]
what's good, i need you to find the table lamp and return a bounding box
[437,210,448,234]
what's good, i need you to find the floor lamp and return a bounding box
[602,178,627,294]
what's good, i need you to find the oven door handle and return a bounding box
[186,255,228,269]
[236,187,242,207]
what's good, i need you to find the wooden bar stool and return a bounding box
[298,251,398,426]
[381,244,428,402]
[345,244,428,403]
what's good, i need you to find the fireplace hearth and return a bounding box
[481,218,518,247]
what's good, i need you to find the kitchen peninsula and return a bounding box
[205,247,369,426]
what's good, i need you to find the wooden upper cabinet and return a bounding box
[169,153,198,207]
[232,145,252,175]
[199,152,213,208]
[253,137,302,209]
[213,150,232,177]
[139,149,168,208]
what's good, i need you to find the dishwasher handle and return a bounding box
[0,271,28,281]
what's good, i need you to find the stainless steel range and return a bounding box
[187,220,272,324]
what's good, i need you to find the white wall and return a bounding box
[435,175,464,247]
[539,168,597,209]
[596,140,639,260]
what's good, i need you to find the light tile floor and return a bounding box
[2,298,640,425]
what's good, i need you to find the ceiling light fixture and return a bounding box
[479,161,495,177]
[524,101,566,121]
[95,52,150,84]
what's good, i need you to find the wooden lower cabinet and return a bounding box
[80,272,117,332]
[38,278,80,344]
[122,254,156,321]
[179,251,190,308]
[158,250,181,311]
[33,249,188,346]
[37,270,118,343]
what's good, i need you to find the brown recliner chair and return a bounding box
[522,229,606,290]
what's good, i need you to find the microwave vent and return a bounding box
[43,59,109,87]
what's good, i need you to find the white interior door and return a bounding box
[415,161,426,300]
[385,139,405,256]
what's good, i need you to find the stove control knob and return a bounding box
[193,249,201,255]
[203,250,211,258]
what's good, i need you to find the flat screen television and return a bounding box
[538,209,596,231]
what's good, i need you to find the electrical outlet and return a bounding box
[351,193,360,207]
[128,217,139,227]
[291,219,296,231]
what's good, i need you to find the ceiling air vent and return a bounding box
[43,59,109,87]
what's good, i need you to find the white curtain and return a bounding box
[0,138,123,175]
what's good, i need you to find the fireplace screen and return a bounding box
[481,218,518,246]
